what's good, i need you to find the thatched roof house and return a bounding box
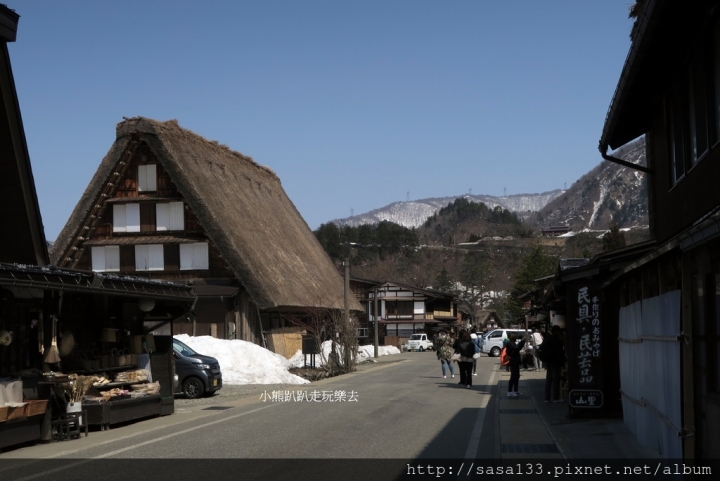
[51,117,360,342]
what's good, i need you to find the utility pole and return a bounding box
[374,287,379,358]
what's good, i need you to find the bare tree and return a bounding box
[283,305,359,376]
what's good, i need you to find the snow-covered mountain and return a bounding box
[332,191,564,229]
[530,137,648,231]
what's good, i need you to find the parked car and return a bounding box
[173,338,223,399]
[406,333,434,352]
[482,329,529,357]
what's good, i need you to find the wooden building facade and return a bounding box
[50,117,361,347]
[598,0,720,459]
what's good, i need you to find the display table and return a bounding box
[83,395,163,431]
[0,415,43,451]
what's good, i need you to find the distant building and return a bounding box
[541,225,571,237]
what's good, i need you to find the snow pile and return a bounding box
[287,341,401,368]
[173,334,309,385]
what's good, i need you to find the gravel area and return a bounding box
[174,354,407,408]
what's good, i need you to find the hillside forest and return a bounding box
[314,198,649,321]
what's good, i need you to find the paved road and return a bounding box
[0,352,503,480]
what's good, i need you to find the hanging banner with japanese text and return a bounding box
[566,281,604,412]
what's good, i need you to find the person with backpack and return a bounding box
[470,333,482,376]
[542,325,565,403]
[434,330,455,379]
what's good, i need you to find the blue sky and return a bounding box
[8,1,635,240]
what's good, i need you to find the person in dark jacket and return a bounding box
[543,325,565,403]
[453,330,476,388]
[504,334,526,397]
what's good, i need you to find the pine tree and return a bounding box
[434,268,454,293]
[602,222,626,252]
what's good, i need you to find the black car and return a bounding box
[173,338,222,399]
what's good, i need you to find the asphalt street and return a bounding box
[0,352,501,480]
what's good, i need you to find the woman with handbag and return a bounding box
[452,330,476,388]
[434,330,455,379]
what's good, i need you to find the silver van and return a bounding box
[482,329,529,357]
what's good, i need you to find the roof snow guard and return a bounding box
[0,262,195,301]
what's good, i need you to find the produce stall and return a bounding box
[0,263,195,450]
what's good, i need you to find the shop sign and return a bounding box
[569,389,603,408]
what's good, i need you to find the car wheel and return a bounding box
[420,347,425,352]
[183,377,205,399]
[490,347,500,357]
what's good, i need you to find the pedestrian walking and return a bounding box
[453,330,475,388]
[470,333,482,376]
[542,325,565,403]
[504,334,526,397]
[434,330,455,379]
[532,329,544,371]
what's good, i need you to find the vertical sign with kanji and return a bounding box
[567,281,604,413]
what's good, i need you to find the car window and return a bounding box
[409,334,422,340]
[489,331,501,338]
[173,340,197,356]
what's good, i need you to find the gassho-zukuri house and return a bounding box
[50,117,361,345]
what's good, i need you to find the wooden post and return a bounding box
[374,287,379,358]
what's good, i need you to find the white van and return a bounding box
[482,329,529,357]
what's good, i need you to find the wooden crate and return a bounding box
[6,404,27,421]
[0,406,8,422]
[25,400,48,417]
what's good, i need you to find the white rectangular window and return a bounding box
[91,246,120,272]
[126,203,140,232]
[113,205,126,232]
[135,244,164,271]
[138,164,157,192]
[113,204,140,232]
[156,202,184,231]
[180,242,209,270]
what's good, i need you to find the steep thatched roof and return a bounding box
[50,117,360,311]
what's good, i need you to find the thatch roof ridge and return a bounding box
[117,117,278,181]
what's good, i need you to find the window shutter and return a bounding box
[135,244,164,271]
[113,205,126,232]
[180,242,209,270]
[148,245,164,270]
[91,247,105,272]
[169,202,184,230]
[138,165,157,192]
[194,242,209,269]
[126,204,140,232]
[92,246,120,272]
[105,246,120,272]
[156,203,170,231]
[135,245,150,271]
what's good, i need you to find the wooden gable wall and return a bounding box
[70,141,234,280]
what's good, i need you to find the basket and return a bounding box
[0,406,8,422]
[6,403,27,421]
[25,399,48,417]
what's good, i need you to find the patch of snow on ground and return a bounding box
[288,341,400,368]
[174,334,309,385]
